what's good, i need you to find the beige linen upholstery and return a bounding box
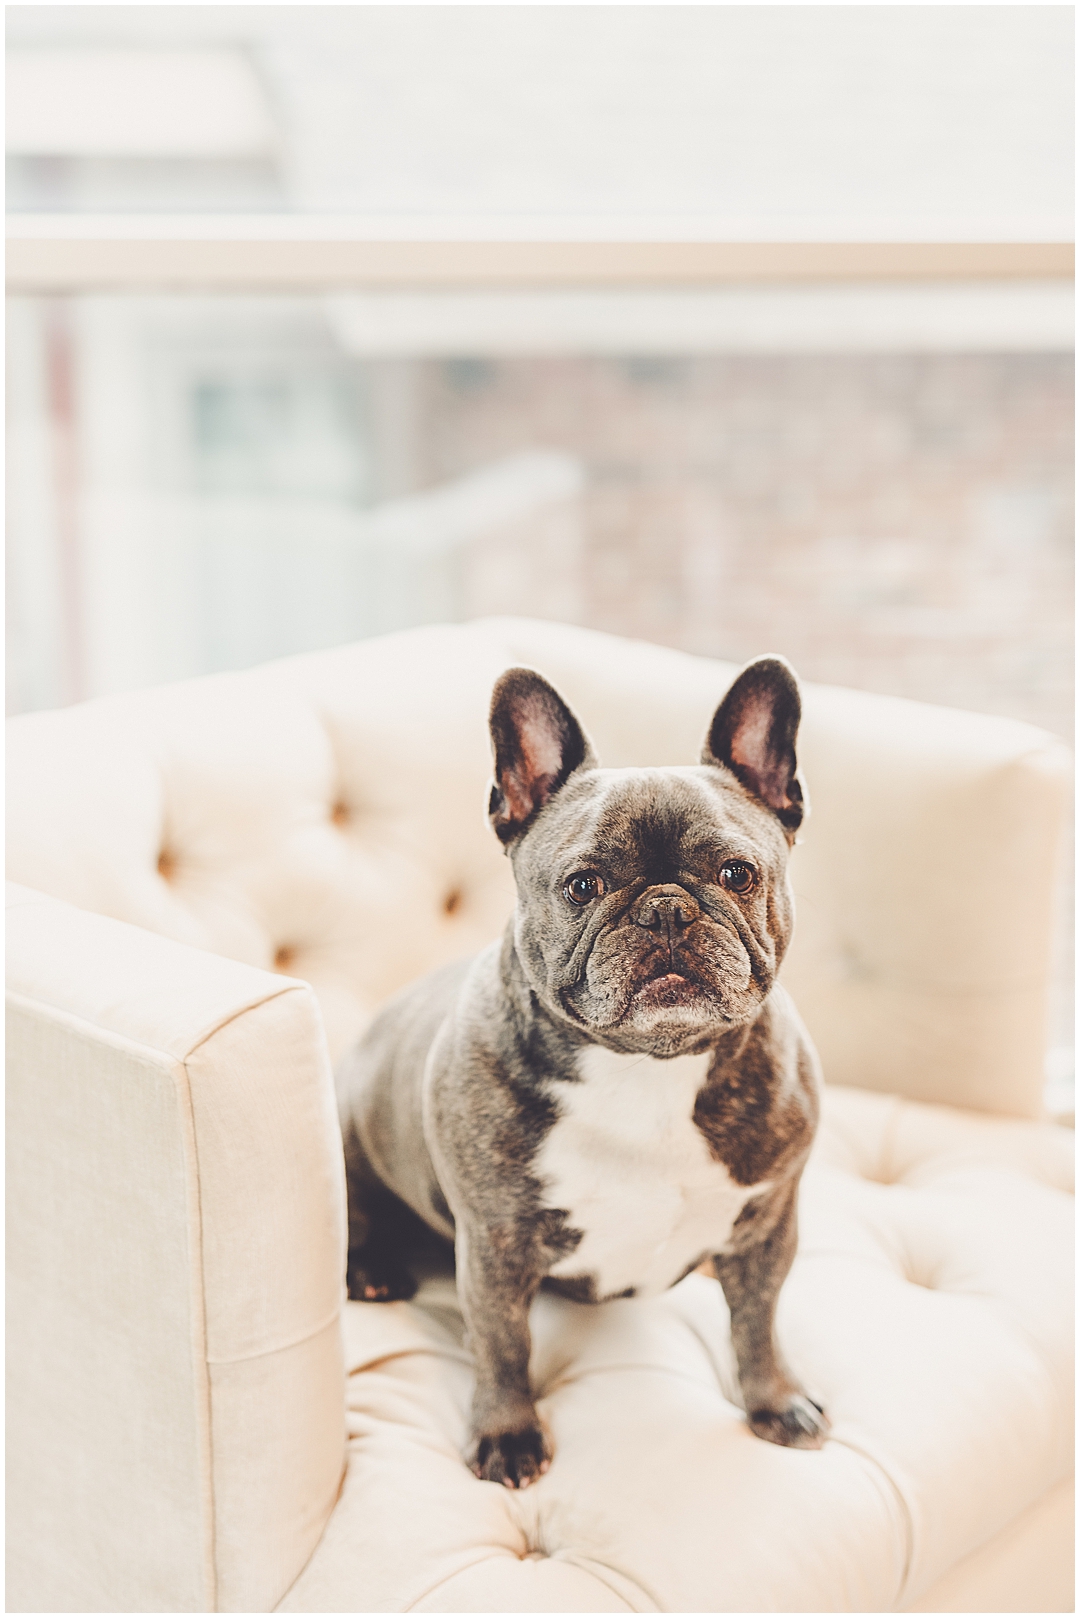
[6,619,1073,1612]
[6,886,347,1614]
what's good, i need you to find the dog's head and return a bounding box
[487,659,805,1057]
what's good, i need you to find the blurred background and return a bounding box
[5,4,1073,1095]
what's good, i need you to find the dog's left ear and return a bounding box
[488,668,596,845]
[702,656,805,836]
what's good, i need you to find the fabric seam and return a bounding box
[551,1551,659,1614]
[400,1548,641,1615]
[179,981,307,1060]
[4,980,306,1067]
[206,1308,342,1367]
[174,1053,219,1614]
[825,1433,917,1609]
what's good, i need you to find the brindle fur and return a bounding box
[337,657,829,1487]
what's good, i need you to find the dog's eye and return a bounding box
[720,861,757,895]
[564,873,605,906]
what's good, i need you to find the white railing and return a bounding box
[6,214,1073,293]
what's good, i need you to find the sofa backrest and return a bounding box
[7,617,1069,1116]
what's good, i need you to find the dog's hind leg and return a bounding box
[341,1121,421,1302]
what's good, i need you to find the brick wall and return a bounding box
[415,353,1073,743]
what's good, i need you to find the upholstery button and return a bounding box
[900,1248,940,1290]
[443,889,463,916]
[274,946,295,971]
[330,801,349,827]
[157,850,176,881]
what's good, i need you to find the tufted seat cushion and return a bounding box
[278,1085,1073,1613]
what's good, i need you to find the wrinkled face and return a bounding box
[510,765,794,1056]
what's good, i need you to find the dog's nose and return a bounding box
[632,886,701,935]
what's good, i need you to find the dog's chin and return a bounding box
[620,974,729,1048]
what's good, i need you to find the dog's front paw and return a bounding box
[471,1424,552,1489]
[748,1392,830,1450]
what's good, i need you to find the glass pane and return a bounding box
[7,292,1073,745]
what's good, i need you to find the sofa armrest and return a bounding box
[6,884,347,1614]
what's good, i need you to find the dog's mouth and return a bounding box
[560,922,755,1038]
[631,967,710,1009]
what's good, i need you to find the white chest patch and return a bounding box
[536,1046,769,1300]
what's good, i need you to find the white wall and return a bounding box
[7,5,1073,238]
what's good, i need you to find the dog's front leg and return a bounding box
[457,1230,550,1489]
[713,1184,829,1450]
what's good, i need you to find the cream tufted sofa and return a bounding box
[6,617,1073,1614]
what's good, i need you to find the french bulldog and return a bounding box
[336,655,829,1489]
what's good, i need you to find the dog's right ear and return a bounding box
[488,668,595,845]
